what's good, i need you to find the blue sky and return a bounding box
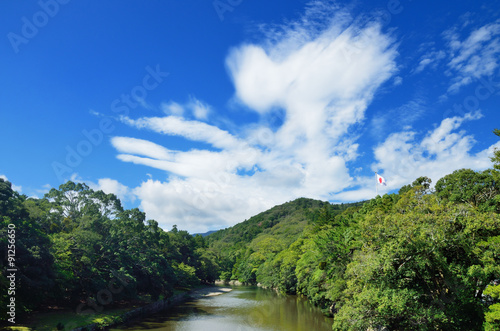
[1,0,500,233]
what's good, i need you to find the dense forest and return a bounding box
[0,180,219,325]
[1,130,499,330]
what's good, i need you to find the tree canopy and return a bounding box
[0,180,218,323]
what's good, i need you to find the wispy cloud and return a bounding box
[112,137,174,161]
[189,97,211,120]
[120,115,245,150]
[160,97,211,120]
[161,101,184,116]
[375,112,493,190]
[445,19,500,93]
[414,49,446,73]
[369,97,427,140]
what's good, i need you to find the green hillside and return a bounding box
[207,198,366,286]
[208,198,364,245]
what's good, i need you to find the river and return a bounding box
[110,286,334,331]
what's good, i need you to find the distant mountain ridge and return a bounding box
[192,230,218,237]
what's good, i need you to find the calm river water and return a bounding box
[111,286,333,331]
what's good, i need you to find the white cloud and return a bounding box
[89,109,104,117]
[112,137,174,160]
[120,115,243,150]
[32,184,52,198]
[70,173,135,204]
[111,3,399,233]
[414,50,446,73]
[445,19,500,93]
[88,178,136,203]
[133,177,284,233]
[160,98,211,120]
[161,101,184,116]
[189,97,211,120]
[226,24,397,114]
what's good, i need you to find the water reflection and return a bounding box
[111,287,333,331]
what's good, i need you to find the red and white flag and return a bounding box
[376,174,387,186]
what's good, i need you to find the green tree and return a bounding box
[0,179,55,318]
[399,176,432,195]
[435,169,499,212]
[484,283,500,330]
[491,128,500,170]
[333,189,499,330]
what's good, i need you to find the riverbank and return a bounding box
[1,286,232,331]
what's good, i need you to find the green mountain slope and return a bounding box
[208,197,364,245]
[207,197,366,286]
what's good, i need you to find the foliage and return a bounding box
[0,180,217,322]
[0,179,55,315]
[492,129,500,170]
[484,283,500,330]
[435,168,500,212]
[207,198,364,286]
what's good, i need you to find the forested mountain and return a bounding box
[1,130,500,330]
[207,198,364,246]
[207,198,365,284]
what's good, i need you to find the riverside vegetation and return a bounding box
[1,130,500,330]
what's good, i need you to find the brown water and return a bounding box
[111,286,333,331]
